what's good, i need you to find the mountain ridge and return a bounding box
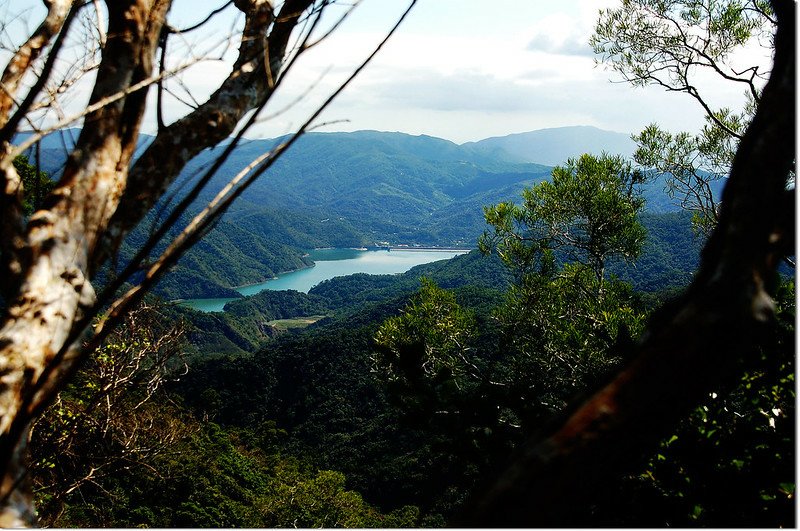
[18,126,686,299]
[461,125,636,166]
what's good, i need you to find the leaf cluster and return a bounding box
[11,154,54,216]
[481,153,647,288]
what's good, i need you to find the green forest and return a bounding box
[0,0,794,528]
[24,148,794,526]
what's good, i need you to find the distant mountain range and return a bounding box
[463,125,636,166]
[18,126,694,298]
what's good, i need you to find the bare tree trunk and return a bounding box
[454,1,795,526]
[0,2,170,525]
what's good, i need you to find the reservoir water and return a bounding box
[178,248,469,312]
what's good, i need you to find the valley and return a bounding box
[19,125,787,530]
[63,125,702,300]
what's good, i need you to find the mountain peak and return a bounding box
[463,125,636,166]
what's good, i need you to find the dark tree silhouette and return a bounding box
[455,0,794,525]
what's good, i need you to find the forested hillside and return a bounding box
[21,123,781,529]
[24,127,696,299]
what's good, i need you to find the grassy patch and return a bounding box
[266,315,328,331]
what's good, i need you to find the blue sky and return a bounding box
[7,0,767,143]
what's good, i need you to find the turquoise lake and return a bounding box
[178,248,470,313]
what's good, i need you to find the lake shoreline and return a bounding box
[233,247,474,291]
[313,245,473,252]
[233,260,315,290]
[176,247,472,312]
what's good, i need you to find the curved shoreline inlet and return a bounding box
[179,247,470,312]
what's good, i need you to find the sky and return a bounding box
[7,0,770,144]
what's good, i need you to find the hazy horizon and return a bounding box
[9,1,768,144]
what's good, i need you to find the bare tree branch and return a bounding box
[0,3,82,146]
[98,0,314,265]
[0,0,75,127]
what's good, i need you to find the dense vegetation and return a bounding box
[28,198,794,526]
[18,106,792,527]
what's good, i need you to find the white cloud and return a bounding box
[525,12,595,57]
[11,0,758,145]
[527,33,595,57]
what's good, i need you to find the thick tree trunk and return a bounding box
[0,1,170,524]
[0,0,327,524]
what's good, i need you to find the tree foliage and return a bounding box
[481,153,647,293]
[10,156,54,216]
[633,119,743,235]
[591,0,773,122]
[592,0,777,234]
[476,153,650,412]
[374,278,479,390]
[493,265,645,412]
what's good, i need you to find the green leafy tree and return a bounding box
[374,155,651,446]
[373,278,481,400]
[478,153,648,412]
[481,153,647,298]
[590,0,773,130]
[371,279,526,513]
[157,424,423,528]
[591,0,776,235]
[493,265,646,412]
[263,465,420,528]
